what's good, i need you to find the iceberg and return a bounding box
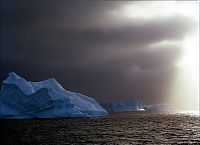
[143,103,174,112]
[102,100,145,112]
[112,100,145,112]
[0,72,108,118]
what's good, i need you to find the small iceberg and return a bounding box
[143,103,174,112]
[102,100,145,112]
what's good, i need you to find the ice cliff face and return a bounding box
[0,72,108,118]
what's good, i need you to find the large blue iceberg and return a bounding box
[0,72,108,118]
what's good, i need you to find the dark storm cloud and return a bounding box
[0,1,196,103]
[3,16,194,65]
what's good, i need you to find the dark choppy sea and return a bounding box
[0,112,200,145]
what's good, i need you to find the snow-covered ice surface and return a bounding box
[0,72,108,118]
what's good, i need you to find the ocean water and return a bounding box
[0,112,199,145]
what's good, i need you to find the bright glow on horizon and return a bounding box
[170,2,199,111]
[171,35,199,111]
[120,1,199,111]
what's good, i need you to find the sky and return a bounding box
[0,1,199,111]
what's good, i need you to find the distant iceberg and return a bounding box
[0,72,108,119]
[143,103,174,112]
[112,100,145,112]
[102,100,145,112]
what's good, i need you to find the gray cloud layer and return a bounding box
[1,1,196,103]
